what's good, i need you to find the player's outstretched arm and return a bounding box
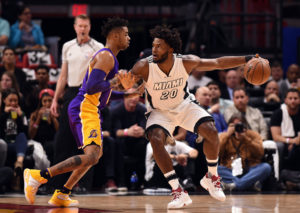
[182,54,259,74]
[118,58,149,89]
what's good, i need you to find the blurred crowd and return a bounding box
[0,2,300,196]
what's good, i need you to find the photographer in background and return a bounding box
[218,114,271,191]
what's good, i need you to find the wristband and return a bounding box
[286,138,290,144]
[124,128,128,137]
[245,55,255,62]
[33,123,39,129]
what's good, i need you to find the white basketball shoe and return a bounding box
[200,172,226,202]
[167,186,192,209]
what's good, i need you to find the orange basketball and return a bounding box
[244,57,271,86]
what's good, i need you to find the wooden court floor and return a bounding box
[0,193,300,212]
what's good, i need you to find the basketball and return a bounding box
[244,57,271,85]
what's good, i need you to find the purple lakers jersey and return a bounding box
[77,48,119,110]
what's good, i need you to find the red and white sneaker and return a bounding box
[167,186,192,209]
[200,172,226,202]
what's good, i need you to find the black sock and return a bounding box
[61,185,71,194]
[40,169,51,180]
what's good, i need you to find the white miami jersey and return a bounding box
[145,54,192,111]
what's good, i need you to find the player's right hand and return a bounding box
[50,99,59,117]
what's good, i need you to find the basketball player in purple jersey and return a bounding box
[23,17,133,207]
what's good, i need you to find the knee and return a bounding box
[261,163,272,175]
[87,149,102,166]
[198,121,219,141]
[149,132,165,150]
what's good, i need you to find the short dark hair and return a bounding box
[233,87,249,97]
[2,47,15,55]
[285,88,300,99]
[74,14,90,24]
[228,113,248,127]
[35,65,49,73]
[206,81,220,88]
[101,17,129,38]
[271,60,282,68]
[150,25,182,53]
[2,88,20,102]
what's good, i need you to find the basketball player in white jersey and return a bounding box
[119,25,262,209]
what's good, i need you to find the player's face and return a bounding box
[285,92,300,110]
[152,38,171,63]
[118,27,130,50]
[74,18,91,40]
[233,90,248,112]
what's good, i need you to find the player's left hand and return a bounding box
[117,70,137,90]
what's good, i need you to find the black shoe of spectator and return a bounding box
[221,181,236,191]
[285,181,300,191]
[105,179,118,195]
[73,185,88,194]
[253,181,262,192]
[182,178,196,192]
[37,185,50,195]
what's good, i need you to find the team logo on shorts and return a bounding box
[88,129,98,138]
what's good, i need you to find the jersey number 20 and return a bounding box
[160,89,178,100]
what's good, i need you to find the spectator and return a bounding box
[28,88,58,164]
[0,71,23,101]
[145,139,198,192]
[0,2,10,46]
[224,87,268,140]
[249,80,281,112]
[279,64,300,100]
[187,69,212,91]
[218,114,271,191]
[221,70,239,100]
[49,14,103,190]
[270,88,300,172]
[0,88,28,191]
[195,86,227,133]
[24,65,53,116]
[9,5,45,50]
[111,89,147,190]
[270,61,284,85]
[0,47,28,93]
[207,81,233,115]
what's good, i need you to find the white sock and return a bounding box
[206,158,218,176]
[164,170,180,190]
